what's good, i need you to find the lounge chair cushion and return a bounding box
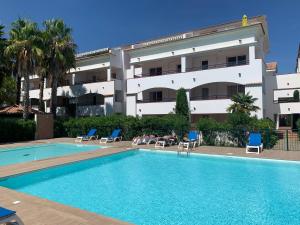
[0,207,15,218]
[248,133,262,146]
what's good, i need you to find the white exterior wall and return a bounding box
[126,95,136,116]
[125,23,266,118]
[245,85,263,118]
[264,73,300,119]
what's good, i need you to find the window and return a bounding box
[115,90,122,102]
[227,55,247,66]
[227,57,237,67]
[238,55,246,65]
[93,95,97,105]
[201,60,208,70]
[177,64,182,73]
[227,85,245,97]
[149,91,163,102]
[149,67,162,76]
[202,88,209,99]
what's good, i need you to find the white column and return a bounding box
[104,96,114,115]
[181,56,186,73]
[44,78,47,88]
[130,65,135,78]
[276,114,280,129]
[107,68,111,81]
[249,45,256,64]
[186,90,190,105]
[72,73,76,85]
[126,95,137,116]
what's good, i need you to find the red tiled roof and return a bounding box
[0,105,44,115]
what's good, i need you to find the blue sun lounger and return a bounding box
[99,129,122,143]
[246,132,263,154]
[178,131,201,151]
[0,206,24,225]
[75,128,97,142]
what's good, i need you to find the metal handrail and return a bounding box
[190,95,232,101]
[274,97,300,104]
[137,95,232,103]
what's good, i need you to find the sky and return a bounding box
[0,0,299,73]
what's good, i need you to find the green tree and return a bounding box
[0,24,7,86]
[293,90,299,102]
[5,19,43,119]
[43,19,76,118]
[175,88,190,120]
[0,76,16,105]
[227,92,260,115]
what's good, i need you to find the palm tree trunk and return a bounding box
[38,76,45,112]
[23,74,30,119]
[50,74,58,118]
[16,75,21,105]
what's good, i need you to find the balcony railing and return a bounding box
[190,95,232,101]
[274,97,300,104]
[137,98,176,103]
[133,60,249,78]
[137,95,232,103]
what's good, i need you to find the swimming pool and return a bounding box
[1,149,300,225]
[0,143,105,167]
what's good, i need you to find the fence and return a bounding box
[200,129,300,151]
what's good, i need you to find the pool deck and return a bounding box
[1,138,300,225]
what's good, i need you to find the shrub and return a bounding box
[175,88,190,120]
[196,113,278,148]
[60,114,189,141]
[294,90,300,102]
[0,118,35,143]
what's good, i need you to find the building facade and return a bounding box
[27,15,300,129]
[29,48,124,117]
[125,16,268,122]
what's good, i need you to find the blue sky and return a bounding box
[0,0,299,73]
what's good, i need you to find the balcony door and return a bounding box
[149,91,163,102]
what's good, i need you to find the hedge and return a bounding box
[56,114,190,141]
[196,113,278,148]
[0,118,36,143]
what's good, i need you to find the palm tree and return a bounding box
[36,30,50,112]
[43,19,76,118]
[0,25,6,86]
[5,19,43,119]
[227,92,260,115]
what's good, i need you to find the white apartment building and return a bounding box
[125,16,268,122]
[29,48,124,117]
[27,15,300,129]
[264,52,300,130]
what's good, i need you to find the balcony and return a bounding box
[29,80,119,100]
[133,60,249,78]
[127,60,261,95]
[190,99,232,114]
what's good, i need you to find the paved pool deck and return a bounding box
[1,138,300,225]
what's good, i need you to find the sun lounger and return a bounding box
[246,132,263,154]
[178,131,200,151]
[0,207,24,225]
[75,128,97,142]
[99,129,122,143]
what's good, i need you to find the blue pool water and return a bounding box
[0,143,105,166]
[1,150,300,225]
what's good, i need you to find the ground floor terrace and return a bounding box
[127,81,263,121]
[1,138,300,225]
